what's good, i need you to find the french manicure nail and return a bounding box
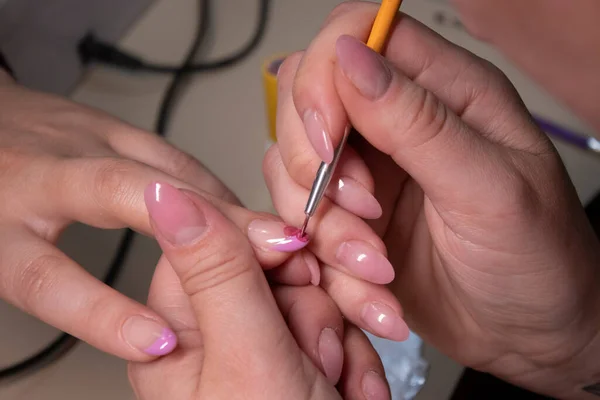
[248,220,310,253]
[336,35,392,100]
[327,176,382,219]
[361,302,409,342]
[123,316,177,356]
[362,371,391,400]
[303,109,334,164]
[318,328,343,385]
[144,182,207,246]
[336,241,395,284]
[303,251,321,286]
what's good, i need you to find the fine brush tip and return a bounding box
[299,215,310,237]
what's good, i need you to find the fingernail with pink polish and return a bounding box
[361,302,409,342]
[336,241,395,284]
[318,328,343,385]
[248,220,310,253]
[303,109,334,164]
[123,316,177,356]
[303,251,321,286]
[362,371,391,400]
[336,35,392,100]
[327,176,382,219]
[144,182,207,246]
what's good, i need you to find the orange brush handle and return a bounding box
[366,0,403,53]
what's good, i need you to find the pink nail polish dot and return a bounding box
[270,226,310,253]
[283,226,310,242]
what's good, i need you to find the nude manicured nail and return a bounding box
[361,302,409,342]
[336,241,395,284]
[123,316,177,356]
[144,182,207,246]
[362,371,391,400]
[336,35,392,100]
[248,220,310,253]
[303,109,334,164]
[318,328,343,385]
[327,176,382,219]
[303,251,321,286]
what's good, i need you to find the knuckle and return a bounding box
[477,58,514,92]
[91,158,142,210]
[397,88,450,150]
[14,253,61,311]
[286,147,318,185]
[179,238,256,298]
[164,149,202,180]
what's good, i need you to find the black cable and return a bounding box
[0,0,270,382]
[156,0,211,135]
[78,0,270,75]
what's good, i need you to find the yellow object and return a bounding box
[262,53,287,143]
[261,0,402,143]
[367,0,403,53]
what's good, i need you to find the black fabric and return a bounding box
[0,51,14,78]
[450,189,600,399]
[451,368,555,399]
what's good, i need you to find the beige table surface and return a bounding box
[1,0,599,399]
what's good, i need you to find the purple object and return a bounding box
[533,114,600,154]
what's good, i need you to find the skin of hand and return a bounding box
[450,0,600,134]
[0,69,396,384]
[265,2,600,398]
[128,182,390,400]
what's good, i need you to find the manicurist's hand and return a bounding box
[266,2,600,398]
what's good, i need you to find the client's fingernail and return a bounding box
[248,220,310,253]
[336,35,392,100]
[318,328,344,385]
[123,316,177,356]
[362,371,391,400]
[361,302,409,341]
[144,182,207,246]
[303,109,334,164]
[327,176,382,219]
[336,241,395,284]
[303,251,321,286]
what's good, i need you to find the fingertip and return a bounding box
[122,316,178,358]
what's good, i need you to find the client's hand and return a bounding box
[128,182,389,399]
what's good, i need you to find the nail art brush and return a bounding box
[299,0,403,237]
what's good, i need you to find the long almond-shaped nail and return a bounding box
[327,176,382,219]
[336,241,395,284]
[123,316,177,356]
[361,302,409,342]
[336,35,392,100]
[248,220,310,253]
[318,328,343,385]
[144,182,207,246]
[303,109,334,164]
[303,251,321,286]
[362,371,391,400]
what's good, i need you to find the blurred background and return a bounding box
[0,0,599,398]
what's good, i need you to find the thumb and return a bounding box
[332,35,546,211]
[143,181,300,372]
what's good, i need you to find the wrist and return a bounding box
[505,278,600,399]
